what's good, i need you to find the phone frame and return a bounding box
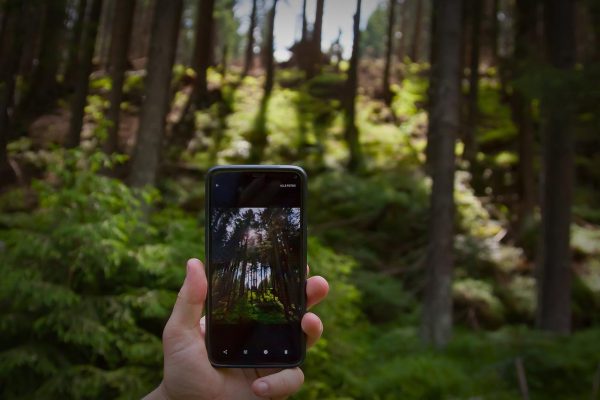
[205,165,307,368]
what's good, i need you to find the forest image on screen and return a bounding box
[211,207,302,324]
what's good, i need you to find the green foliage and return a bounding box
[0,150,203,399]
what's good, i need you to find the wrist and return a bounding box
[143,382,170,400]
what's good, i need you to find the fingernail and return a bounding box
[186,260,191,275]
[255,381,269,396]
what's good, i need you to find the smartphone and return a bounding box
[205,165,307,368]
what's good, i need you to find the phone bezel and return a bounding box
[205,165,307,368]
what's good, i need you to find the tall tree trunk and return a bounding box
[129,0,183,187]
[17,3,43,84]
[512,0,538,236]
[301,0,308,42]
[191,0,216,108]
[64,0,88,87]
[424,0,439,171]
[307,0,325,78]
[382,0,397,106]
[410,0,423,62]
[263,0,278,98]
[536,0,575,334]
[66,0,103,148]
[0,0,25,183]
[19,0,67,121]
[248,0,278,163]
[421,0,463,348]
[397,0,408,62]
[172,0,215,146]
[242,0,258,77]
[104,0,136,154]
[130,0,154,61]
[344,0,363,172]
[489,0,499,66]
[313,0,324,54]
[96,0,115,70]
[463,0,482,167]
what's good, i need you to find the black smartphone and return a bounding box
[205,165,307,368]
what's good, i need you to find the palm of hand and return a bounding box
[152,259,328,400]
[162,321,262,400]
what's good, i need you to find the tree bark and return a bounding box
[382,0,397,106]
[344,0,363,172]
[242,0,258,77]
[248,0,278,163]
[421,0,463,348]
[97,0,115,70]
[0,0,25,183]
[301,0,308,42]
[130,0,155,61]
[19,0,67,121]
[489,0,499,66]
[463,0,482,167]
[313,0,324,55]
[424,0,438,171]
[191,0,216,109]
[307,0,325,78]
[64,0,89,87]
[104,0,136,154]
[16,3,43,84]
[263,0,278,98]
[129,0,183,187]
[410,0,423,62]
[66,0,103,148]
[536,0,575,334]
[172,0,216,146]
[512,0,538,235]
[397,0,408,62]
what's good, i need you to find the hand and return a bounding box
[144,258,329,400]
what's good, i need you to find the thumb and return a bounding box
[167,258,207,331]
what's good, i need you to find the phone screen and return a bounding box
[206,168,306,367]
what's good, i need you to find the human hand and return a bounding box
[144,258,329,400]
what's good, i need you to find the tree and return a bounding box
[0,0,25,183]
[66,0,104,148]
[511,0,538,234]
[397,0,409,62]
[382,0,397,106]
[172,0,216,146]
[409,0,423,62]
[242,0,258,77]
[263,0,278,98]
[489,0,499,66]
[421,0,463,348]
[463,0,482,167]
[17,0,67,125]
[190,0,216,108]
[96,0,115,69]
[104,0,136,155]
[130,0,155,61]
[129,0,183,187]
[301,0,308,42]
[311,0,325,66]
[536,0,576,334]
[248,0,278,163]
[64,0,89,87]
[343,0,363,172]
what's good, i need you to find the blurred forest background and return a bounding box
[1,0,600,398]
